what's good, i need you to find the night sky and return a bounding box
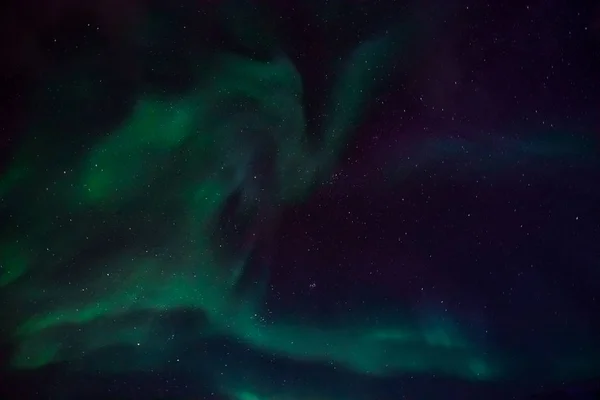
[1,0,599,399]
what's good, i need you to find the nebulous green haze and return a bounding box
[0,5,503,400]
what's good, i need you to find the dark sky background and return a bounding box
[1,1,600,399]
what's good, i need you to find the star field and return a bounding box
[0,1,599,399]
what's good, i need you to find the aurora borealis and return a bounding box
[1,0,599,399]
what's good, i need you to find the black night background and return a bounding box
[1,0,599,399]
